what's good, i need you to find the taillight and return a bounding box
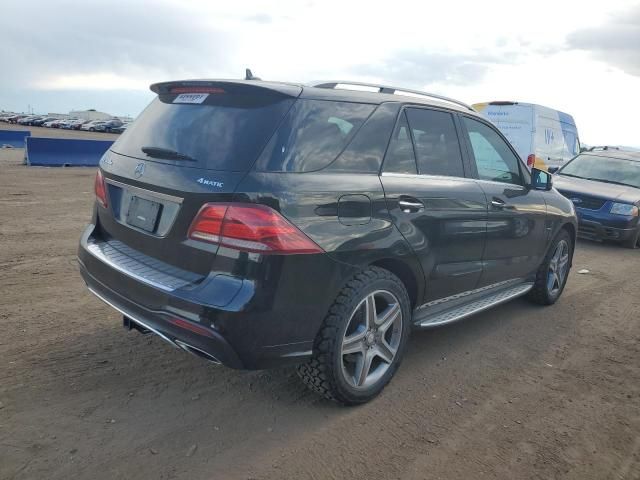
[527,154,535,168]
[188,203,323,255]
[94,169,107,208]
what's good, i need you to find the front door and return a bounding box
[459,115,548,287]
[380,107,487,302]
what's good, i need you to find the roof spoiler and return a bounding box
[149,79,302,98]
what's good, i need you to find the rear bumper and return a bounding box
[79,264,244,367]
[78,223,348,369]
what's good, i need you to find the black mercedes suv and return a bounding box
[78,78,578,404]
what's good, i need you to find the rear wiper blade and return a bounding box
[141,146,195,162]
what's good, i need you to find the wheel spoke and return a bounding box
[547,272,556,292]
[365,294,377,329]
[553,244,563,262]
[558,254,569,271]
[375,340,396,364]
[355,350,374,386]
[342,332,365,356]
[377,302,400,333]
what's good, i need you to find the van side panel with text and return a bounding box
[472,101,580,171]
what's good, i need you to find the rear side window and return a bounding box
[383,111,417,174]
[112,94,295,171]
[255,100,375,172]
[405,108,465,177]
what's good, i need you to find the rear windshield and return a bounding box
[255,100,376,172]
[111,93,295,171]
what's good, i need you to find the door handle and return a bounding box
[398,197,424,213]
[490,198,514,210]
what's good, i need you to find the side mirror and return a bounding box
[531,167,553,191]
[548,166,559,174]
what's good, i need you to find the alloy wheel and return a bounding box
[340,290,403,389]
[547,240,569,296]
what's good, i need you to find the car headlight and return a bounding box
[609,202,639,216]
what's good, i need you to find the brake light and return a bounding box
[188,203,323,254]
[170,87,225,94]
[527,154,535,168]
[94,169,107,208]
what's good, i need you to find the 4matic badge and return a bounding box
[197,177,224,188]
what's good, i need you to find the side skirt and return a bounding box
[413,281,534,328]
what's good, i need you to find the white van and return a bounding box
[472,101,581,171]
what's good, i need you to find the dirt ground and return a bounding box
[0,143,638,480]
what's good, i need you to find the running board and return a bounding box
[414,283,534,328]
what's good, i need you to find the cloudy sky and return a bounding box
[1,0,639,146]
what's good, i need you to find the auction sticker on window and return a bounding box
[173,93,209,104]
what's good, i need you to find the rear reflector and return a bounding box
[94,169,108,208]
[168,317,215,338]
[188,203,323,254]
[170,87,226,94]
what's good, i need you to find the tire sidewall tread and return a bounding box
[298,266,411,405]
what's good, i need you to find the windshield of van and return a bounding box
[559,154,640,189]
[111,94,295,171]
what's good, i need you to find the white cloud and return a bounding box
[32,73,150,91]
[1,0,639,145]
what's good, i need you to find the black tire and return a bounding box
[528,229,573,305]
[297,266,411,405]
[622,228,640,249]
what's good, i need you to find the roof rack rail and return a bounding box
[587,146,620,152]
[308,81,474,111]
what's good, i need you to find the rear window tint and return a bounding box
[111,94,294,171]
[255,100,375,172]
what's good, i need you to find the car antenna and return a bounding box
[245,68,261,80]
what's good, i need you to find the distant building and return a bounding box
[68,109,113,121]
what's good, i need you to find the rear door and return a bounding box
[380,107,487,302]
[96,81,300,275]
[459,115,548,287]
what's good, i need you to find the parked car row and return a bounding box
[0,113,130,133]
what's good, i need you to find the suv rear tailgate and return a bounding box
[90,80,301,279]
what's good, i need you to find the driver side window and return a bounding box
[462,117,523,185]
